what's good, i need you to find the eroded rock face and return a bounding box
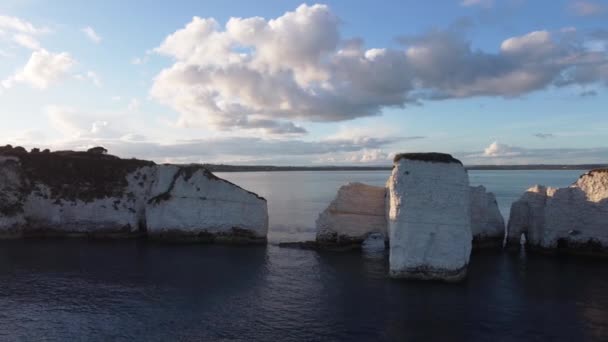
[507,169,608,255]
[470,185,505,248]
[0,146,268,242]
[387,153,472,281]
[146,165,268,243]
[315,182,386,247]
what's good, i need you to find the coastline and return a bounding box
[204,164,603,172]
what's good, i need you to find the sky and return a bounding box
[0,0,607,165]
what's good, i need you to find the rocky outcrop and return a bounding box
[0,146,268,242]
[315,182,386,247]
[470,185,505,248]
[387,153,472,282]
[315,182,504,251]
[507,169,608,255]
[145,165,268,243]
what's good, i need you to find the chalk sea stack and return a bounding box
[507,169,608,256]
[470,185,505,248]
[387,153,472,281]
[0,146,268,243]
[315,182,387,247]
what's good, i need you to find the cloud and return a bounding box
[19,117,406,164]
[12,33,40,49]
[82,26,102,43]
[533,133,555,139]
[150,4,608,136]
[462,141,608,164]
[569,1,607,16]
[580,89,598,97]
[9,104,420,164]
[460,0,494,8]
[2,49,75,89]
[0,15,49,35]
[482,141,522,157]
[46,105,123,139]
[0,15,49,53]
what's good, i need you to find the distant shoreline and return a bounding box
[206,164,607,172]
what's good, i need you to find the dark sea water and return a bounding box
[2,170,607,341]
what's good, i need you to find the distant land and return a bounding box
[204,164,608,172]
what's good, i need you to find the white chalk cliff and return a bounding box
[315,182,387,246]
[470,185,505,247]
[387,153,472,281]
[0,146,268,242]
[507,169,608,255]
[146,165,268,242]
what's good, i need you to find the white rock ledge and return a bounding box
[0,146,268,243]
[507,169,608,256]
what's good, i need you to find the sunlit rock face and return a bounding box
[145,165,268,243]
[0,146,268,243]
[315,182,386,247]
[387,153,472,282]
[470,185,505,248]
[507,169,608,255]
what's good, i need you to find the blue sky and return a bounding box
[0,0,607,165]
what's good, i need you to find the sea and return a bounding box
[1,170,607,341]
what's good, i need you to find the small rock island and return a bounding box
[315,153,506,282]
[0,145,268,243]
[507,168,608,255]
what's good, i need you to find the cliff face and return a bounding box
[145,165,268,243]
[0,147,268,242]
[387,153,472,282]
[315,182,387,247]
[507,169,608,255]
[470,185,505,247]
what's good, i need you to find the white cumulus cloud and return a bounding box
[3,49,75,89]
[150,4,608,136]
[483,141,522,157]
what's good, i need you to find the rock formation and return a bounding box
[387,153,472,281]
[315,183,504,251]
[507,169,608,255]
[0,146,268,242]
[470,185,505,248]
[145,165,268,243]
[315,182,386,247]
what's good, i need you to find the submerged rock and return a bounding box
[315,182,386,248]
[0,146,268,242]
[387,153,472,281]
[470,185,505,248]
[507,169,608,256]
